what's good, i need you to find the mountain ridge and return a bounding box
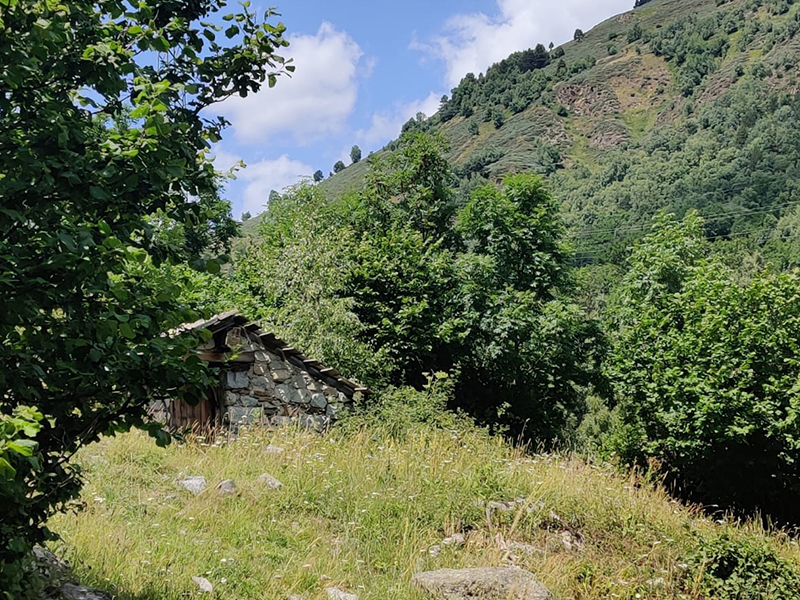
[244,0,800,269]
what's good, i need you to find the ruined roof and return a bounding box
[177,310,370,397]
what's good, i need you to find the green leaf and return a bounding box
[7,439,38,457]
[119,323,135,339]
[0,457,16,480]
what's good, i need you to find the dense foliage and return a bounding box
[607,214,800,520]
[0,0,289,595]
[195,133,605,439]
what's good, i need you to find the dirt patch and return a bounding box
[576,118,631,150]
[556,83,621,117]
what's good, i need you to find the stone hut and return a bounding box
[152,310,368,430]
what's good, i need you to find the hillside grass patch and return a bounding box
[48,424,800,600]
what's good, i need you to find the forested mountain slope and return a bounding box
[245,0,800,266]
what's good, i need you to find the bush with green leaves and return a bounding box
[687,533,800,600]
[608,212,800,520]
[0,0,291,593]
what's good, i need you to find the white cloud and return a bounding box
[356,91,442,150]
[413,0,633,88]
[219,22,365,145]
[238,155,314,215]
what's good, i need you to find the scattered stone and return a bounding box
[253,362,269,375]
[61,583,112,600]
[299,414,328,432]
[258,473,283,489]
[271,368,292,383]
[413,567,554,600]
[216,479,237,495]
[505,541,545,557]
[264,445,284,454]
[487,500,519,512]
[192,576,214,593]
[177,476,206,495]
[275,383,298,404]
[325,587,358,600]
[295,388,312,405]
[559,531,584,552]
[254,350,272,363]
[270,415,295,428]
[443,533,466,547]
[252,375,275,396]
[429,532,466,555]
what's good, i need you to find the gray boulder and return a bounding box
[258,473,283,489]
[412,567,554,600]
[32,547,75,591]
[216,479,237,495]
[192,576,214,593]
[177,476,207,495]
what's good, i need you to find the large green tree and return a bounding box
[0,0,291,594]
[211,133,604,440]
[608,213,800,521]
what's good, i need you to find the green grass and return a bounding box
[49,424,800,600]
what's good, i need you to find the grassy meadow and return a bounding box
[48,423,800,600]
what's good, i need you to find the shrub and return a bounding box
[341,372,473,440]
[688,534,800,599]
[609,213,800,520]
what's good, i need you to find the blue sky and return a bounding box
[212,0,634,218]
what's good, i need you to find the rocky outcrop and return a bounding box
[33,548,110,600]
[413,567,555,600]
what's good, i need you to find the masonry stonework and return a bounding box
[223,344,354,431]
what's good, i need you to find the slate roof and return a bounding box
[176,310,370,397]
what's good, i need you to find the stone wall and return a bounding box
[223,345,354,431]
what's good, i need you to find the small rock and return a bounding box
[60,584,112,600]
[240,395,259,407]
[413,567,554,600]
[487,500,518,512]
[441,533,466,547]
[264,445,284,454]
[288,595,307,600]
[560,530,584,552]
[271,368,292,383]
[177,476,206,495]
[506,541,545,557]
[216,479,237,495]
[192,576,214,593]
[325,587,358,600]
[258,473,283,489]
[310,393,328,409]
